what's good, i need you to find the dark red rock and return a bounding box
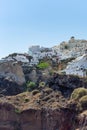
[0,102,77,130]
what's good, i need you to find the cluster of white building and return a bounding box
[64,50,87,77]
[52,37,87,77]
[1,37,87,77]
[53,37,87,60]
[28,45,60,65]
[0,46,60,66]
[1,53,29,63]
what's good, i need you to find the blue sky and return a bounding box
[0,0,87,58]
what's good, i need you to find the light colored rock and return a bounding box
[53,37,87,60]
[0,101,76,130]
[64,54,87,77]
[0,61,25,85]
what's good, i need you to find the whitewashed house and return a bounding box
[28,45,60,65]
[64,52,87,77]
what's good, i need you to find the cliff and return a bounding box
[0,83,86,130]
[0,91,77,130]
[0,51,87,130]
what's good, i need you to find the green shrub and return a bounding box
[27,81,36,91]
[37,62,49,69]
[39,82,45,87]
[79,95,87,110]
[15,108,21,114]
[71,88,87,100]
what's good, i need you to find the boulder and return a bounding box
[0,61,26,95]
[0,61,25,85]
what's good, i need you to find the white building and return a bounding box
[2,53,29,63]
[28,45,60,65]
[53,37,87,60]
[64,53,87,77]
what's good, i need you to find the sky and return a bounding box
[0,0,87,59]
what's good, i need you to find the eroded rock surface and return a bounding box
[0,61,26,95]
[0,102,76,130]
[0,61,25,85]
[46,73,87,97]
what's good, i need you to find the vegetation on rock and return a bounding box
[71,88,87,100]
[15,108,21,114]
[39,82,45,87]
[26,81,36,91]
[79,95,87,110]
[37,61,49,69]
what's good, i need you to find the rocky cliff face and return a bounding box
[46,73,87,97]
[0,61,26,95]
[0,102,77,130]
[0,61,25,85]
[0,53,87,130]
[0,73,87,130]
[0,84,86,130]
